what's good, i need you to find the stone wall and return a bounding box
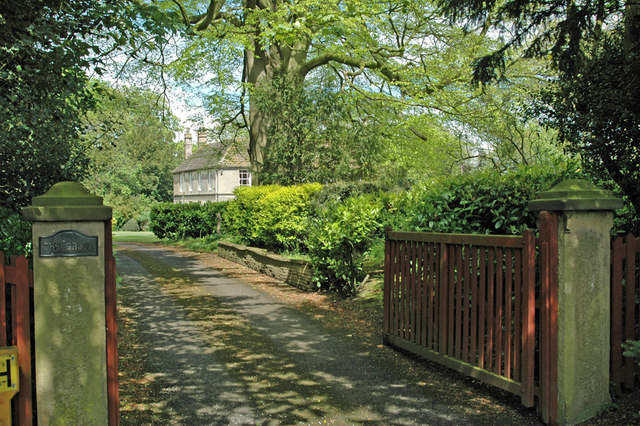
[217,242,315,291]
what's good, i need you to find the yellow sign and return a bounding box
[0,347,18,393]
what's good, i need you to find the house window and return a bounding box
[179,173,184,193]
[239,170,251,186]
[190,172,196,192]
[208,171,214,191]
[199,171,204,191]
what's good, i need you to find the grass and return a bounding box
[163,235,225,253]
[113,231,161,243]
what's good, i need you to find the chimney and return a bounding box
[197,130,208,145]
[184,128,193,159]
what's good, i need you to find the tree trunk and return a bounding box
[244,36,309,178]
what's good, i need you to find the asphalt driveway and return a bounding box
[115,242,541,425]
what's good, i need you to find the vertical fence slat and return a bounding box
[431,243,438,351]
[411,243,420,343]
[403,242,410,341]
[479,247,487,370]
[0,252,6,347]
[505,248,513,379]
[448,245,456,358]
[487,247,495,372]
[495,248,504,375]
[384,232,392,335]
[424,243,432,350]
[624,234,636,389]
[418,242,426,348]
[513,249,522,383]
[521,230,536,407]
[439,242,448,356]
[470,247,478,367]
[462,246,470,363]
[611,236,624,387]
[455,245,463,360]
[393,241,403,337]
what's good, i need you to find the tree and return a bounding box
[251,71,388,185]
[438,0,640,214]
[541,30,640,214]
[161,0,521,177]
[0,0,181,210]
[82,85,182,229]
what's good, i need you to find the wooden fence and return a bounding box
[0,252,34,425]
[611,233,640,390]
[383,229,537,408]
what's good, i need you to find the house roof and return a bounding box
[173,142,250,173]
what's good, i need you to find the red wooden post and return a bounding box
[14,255,33,426]
[105,223,120,426]
[611,236,624,386]
[624,234,636,389]
[0,252,5,347]
[539,211,559,425]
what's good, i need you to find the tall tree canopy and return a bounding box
[154,0,553,182]
[439,0,640,215]
[0,0,178,209]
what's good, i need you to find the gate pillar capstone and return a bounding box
[23,182,113,425]
[530,179,622,425]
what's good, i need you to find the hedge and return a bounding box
[225,183,322,251]
[392,165,582,235]
[149,201,228,239]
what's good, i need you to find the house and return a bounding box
[172,130,252,203]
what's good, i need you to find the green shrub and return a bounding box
[224,185,277,244]
[308,195,384,295]
[0,207,32,259]
[623,340,640,366]
[393,165,581,235]
[226,184,322,251]
[149,201,228,239]
[310,181,386,208]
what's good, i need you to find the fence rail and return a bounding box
[383,229,536,407]
[0,252,34,425]
[611,233,640,390]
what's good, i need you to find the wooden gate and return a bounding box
[0,252,34,425]
[383,228,537,407]
[611,232,640,390]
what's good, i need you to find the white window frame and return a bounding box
[239,169,251,186]
[208,170,214,191]
[179,173,184,193]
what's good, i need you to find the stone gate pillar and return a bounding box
[530,179,622,424]
[23,182,113,425]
